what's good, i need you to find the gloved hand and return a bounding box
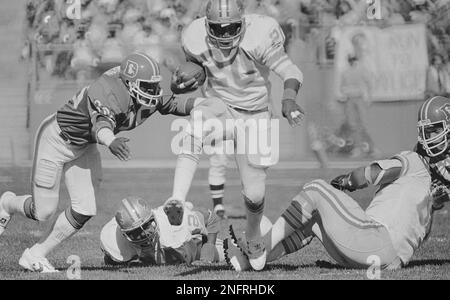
[331,174,356,192]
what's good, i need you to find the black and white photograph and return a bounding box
[0,0,450,283]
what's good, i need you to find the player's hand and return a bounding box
[282,99,305,127]
[431,179,450,211]
[109,137,131,161]
[170,69,199,94]
[331,174,355,192]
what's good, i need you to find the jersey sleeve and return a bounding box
[250,17,287,69]
[86,79,123,139]
[158,95,197,116]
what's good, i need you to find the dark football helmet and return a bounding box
[119,52,163,108]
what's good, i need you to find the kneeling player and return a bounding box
[101,197,225,266]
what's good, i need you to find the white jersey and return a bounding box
[366,151,434,265]
[153,205,207,249]
[182,14,287,111]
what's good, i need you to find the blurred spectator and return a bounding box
[19,0,450,81]
[426,53,450,98]
[337,53,377,158]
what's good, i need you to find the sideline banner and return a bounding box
[333,24,429,102]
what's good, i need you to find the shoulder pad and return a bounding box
[241,14,283,51]
[182,17,208,57]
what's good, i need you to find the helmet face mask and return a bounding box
[122,214,158,247]
[129,77,163,108]
[418,121,449,157]
[205,0,246,50]
[418,96,450,158]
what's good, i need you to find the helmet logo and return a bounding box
[124,60,138,78]
[439,104,450,121]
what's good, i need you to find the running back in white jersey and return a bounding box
[181,14,286,111]
[366,151,434,265]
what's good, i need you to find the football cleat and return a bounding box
[19,249,59,273]
[163,198,184,226]
[223,225,251,272]
[246,236,267,271]
[0,192,15,236]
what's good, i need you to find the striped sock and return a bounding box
[282,230,313,254]
[281,192,313,232]
[210,184,224,207]
[244,196,265,239]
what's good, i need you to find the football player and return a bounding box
[101,197,224,266]
[167,0,305,271]
[225,96,450,272]
[0,52,199,273]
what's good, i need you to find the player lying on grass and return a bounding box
[224,96,450,272]
[100,197,225,266]
[0,52,200,273]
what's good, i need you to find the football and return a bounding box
[177,61,206,87]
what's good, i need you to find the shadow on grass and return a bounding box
[175,263,300,277]
[406,259,450,268]
[314,259,450,270]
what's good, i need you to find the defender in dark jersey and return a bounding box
[0,52,198,273]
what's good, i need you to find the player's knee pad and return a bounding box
[34,159,60,189]
[65,207,92,230]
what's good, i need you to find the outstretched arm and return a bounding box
[331,158,403,192]
[158,94,199,116]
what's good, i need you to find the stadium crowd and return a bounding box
[21,0,450,82]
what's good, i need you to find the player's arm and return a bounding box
[164,239,202,265]
[195,208,220,263]
[158,94,199,116]
[170,37,202,94]
[260,21,305,127]
[331,158,403,192]
[87,91,131,161]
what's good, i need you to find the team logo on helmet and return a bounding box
[439,104,450,121]
[124,60,138,78]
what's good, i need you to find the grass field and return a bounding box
[1,166,450,280]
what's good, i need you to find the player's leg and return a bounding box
[234,152,268,270]
[265,179,398,269]
[209,153,227,217]
[0,116,69,239]
[168,98,231,224]
[100,218,139,266]
[23,145,101,266]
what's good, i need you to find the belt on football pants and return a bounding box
[228,106,269,115]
